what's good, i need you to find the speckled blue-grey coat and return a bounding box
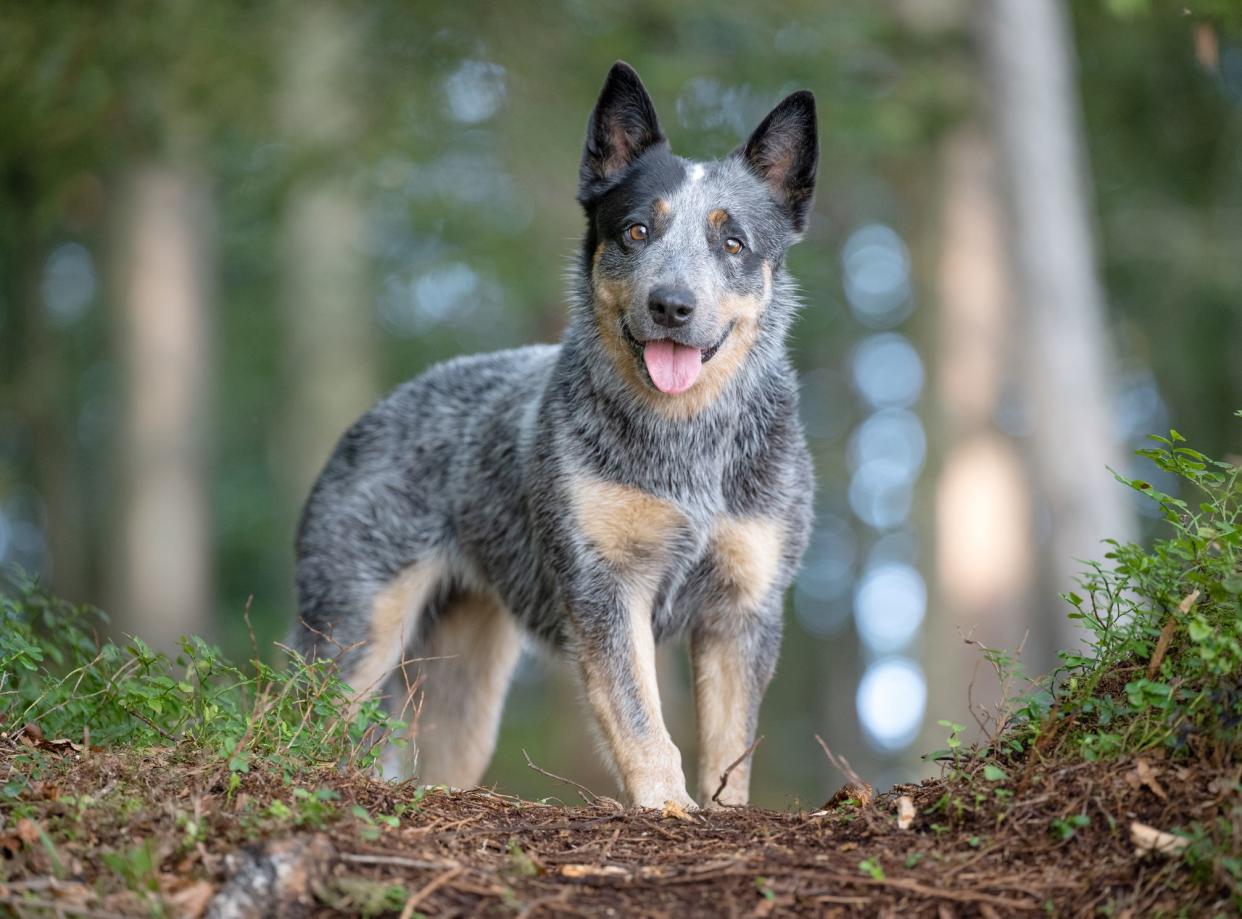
[292,62,817,809]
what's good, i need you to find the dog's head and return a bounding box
[578,62,817,413]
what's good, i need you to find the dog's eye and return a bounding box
[627,224,649,243]
[723,237,744,255]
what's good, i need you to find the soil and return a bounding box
[0,731,1237,917]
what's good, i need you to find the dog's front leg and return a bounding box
[691,609,782,809]
[571,585,694,811]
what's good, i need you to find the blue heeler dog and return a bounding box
[292,62,816,810]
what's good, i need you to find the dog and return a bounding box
[291,61,816,809]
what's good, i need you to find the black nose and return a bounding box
[648,286,696,328]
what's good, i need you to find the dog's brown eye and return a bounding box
[724,237,744,255]
[627,224,649,243]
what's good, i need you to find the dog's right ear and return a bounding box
[579,62,665,204]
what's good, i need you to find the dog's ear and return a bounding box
[579,61,665,203]
[737,90,818,234]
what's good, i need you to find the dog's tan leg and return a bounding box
[344,558,444,712]
[693,516,786,808]
[574,586,694,810]
[395,590,522,788]
[691,629,767,807]
[566,474,694,810]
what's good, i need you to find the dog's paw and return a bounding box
[631,784,696,812]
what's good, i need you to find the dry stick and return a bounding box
[710,734,764,807]
[522,748,599,804]
[1147,588,1199,679]
[0,895,131,919]
[399,864,466,919]
[340,851,459,871]
[118,704,177,741]
[814,734,864,788]
[242,594,258,664]
[815,874,1039,911]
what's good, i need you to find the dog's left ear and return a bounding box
[737,91,818,234]
[579,61,666,203]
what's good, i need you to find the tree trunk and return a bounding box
[113,161,214,652]
[981,0,1135,649]
[927,126,1037,746]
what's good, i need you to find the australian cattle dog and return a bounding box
[292,62,817,809]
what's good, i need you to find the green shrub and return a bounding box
[0,573,404,775]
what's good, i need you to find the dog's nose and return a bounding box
[648,286,696,329]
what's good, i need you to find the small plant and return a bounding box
[1049,814,1090,842]
[102,838,161,893]
[351,804,401,842]
[858,857,885,881]
[504,838,539,878]
[0,571,406,782]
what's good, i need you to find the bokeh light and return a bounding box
[851,333,924,410]
[856,657,927,752]
[41,242,96,326]
[842,223,912,329]
[443,60,507,124]
[853,561,927,654]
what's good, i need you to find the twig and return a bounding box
[815,874,1039,911]
[814,734,864,788]
[0,895,130,919]
[1147,589,1198,679]
[523,748,600,804]
[399,865,465,919]
[118,705,176,741]
[242,594,258,666]
[711,734,763,807]
[340,852,459,871]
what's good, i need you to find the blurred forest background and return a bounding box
[2,0,1240,808]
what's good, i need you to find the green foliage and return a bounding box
[941,418,1242,906]
[0,571,404,775]
[323,876,412,918]
[1045,424,1242,759]
[1049,814,1090,842]
[857,857,885,881]
[102,838,161,894]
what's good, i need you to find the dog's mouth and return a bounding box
[621,320,734,395]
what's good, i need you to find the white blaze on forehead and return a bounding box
[687,163,706,185]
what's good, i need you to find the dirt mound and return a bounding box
[2,736,1234,917]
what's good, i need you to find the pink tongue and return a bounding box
[643,340,703,394]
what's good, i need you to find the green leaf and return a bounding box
[983,764,1008,782]
[1187,618,1212,642]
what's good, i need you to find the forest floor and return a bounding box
[4,430,1241,916]
[1,727,1234,918]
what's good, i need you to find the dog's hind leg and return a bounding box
[294,557,447,717]
[389,590,522,788]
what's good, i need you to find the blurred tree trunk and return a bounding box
[113,159,214,651]
[276,0,377,527]
[926,126,1037,745]
[981,0,1135,649]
